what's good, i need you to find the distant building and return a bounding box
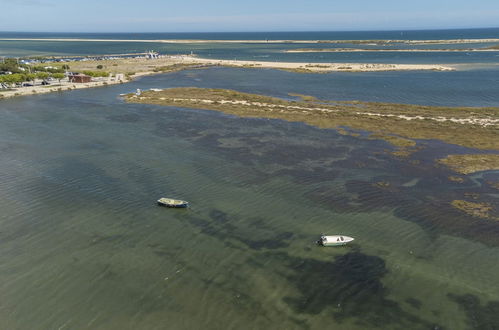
[68,74,91,83]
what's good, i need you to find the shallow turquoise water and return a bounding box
[0,69,499,329]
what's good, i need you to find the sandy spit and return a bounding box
[1,38,499,44]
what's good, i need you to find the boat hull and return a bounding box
[157,197,189,208]
[321,241,350,247]
[318,235,354,247]
[157,201,188,208]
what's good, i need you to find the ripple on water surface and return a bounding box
[0,72,498,329]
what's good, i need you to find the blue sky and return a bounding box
[1,0,499,32]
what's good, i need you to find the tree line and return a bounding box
[1,58,110,87]
[0,72,66,86]
[0,58,68,86]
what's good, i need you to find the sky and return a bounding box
[1,0,499,32]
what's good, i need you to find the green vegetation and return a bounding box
[52,73,65,83]
[451,200,497,220]
[36,72,49,80]
[438,154,499,174]
[368,133,418,157]
[152,63,207,73]
[367,133,416,148]
[0,58,27,73]
[0,72,62,87]
[0,73,26,85]
[373,181,391,188]
[81,70,109,78]
[448,176,465,183]
[288,93,319,102]
[0,58,67,88]
[31,65,64,73]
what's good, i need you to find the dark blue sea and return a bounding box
[1,28,499,40]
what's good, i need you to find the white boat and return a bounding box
[317,234,354,247]
[157,197,189,208]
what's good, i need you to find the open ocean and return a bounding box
[1,28,499,64]
[1,29,499,329]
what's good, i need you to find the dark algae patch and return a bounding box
[448,293,499,329]
[150,104,499,247]
[186,209,295,251]
[406,298,423,310]
[274,252,441,329]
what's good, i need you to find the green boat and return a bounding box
[157,197,189,208]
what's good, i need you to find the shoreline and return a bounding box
[0,56,455,99]
[286,48,499,53]
[0,77,126,99]
[185,57,454,72]
[2,37,499,44]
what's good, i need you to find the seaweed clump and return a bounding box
[451,200,497,220]
[448,293,499,329]
[280,252,439,328]
[438,154,499,175]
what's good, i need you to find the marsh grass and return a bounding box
[451,200,497,220]
[438,155,499,174]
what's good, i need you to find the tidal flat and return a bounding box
[1,68,499,329]
[125,87,499,171]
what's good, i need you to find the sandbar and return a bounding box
[1,38,499,45]
[286,48,499,53]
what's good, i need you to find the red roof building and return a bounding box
[68,74,92,83]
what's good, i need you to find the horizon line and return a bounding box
[1,26,499,34]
